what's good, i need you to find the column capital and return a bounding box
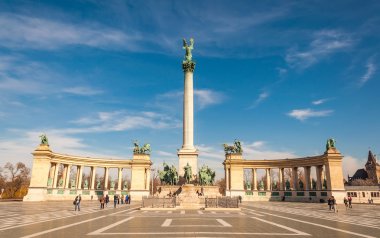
[182,61,195,72]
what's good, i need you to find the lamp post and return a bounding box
[151,168,155,196]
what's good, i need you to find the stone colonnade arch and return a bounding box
[24,143,151,201]
[224,147,345,203]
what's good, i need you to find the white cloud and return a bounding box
[249,91,269,109]
[287,108,333,121]
[70,110,181,133]
[62,87,103,96]
[359,61,376,86]
[342,155,363,179]
[312,98,329,105]
[286,30,353,69]
[194,89,225,109]
[0,14,139,50]
[243,141,298,160]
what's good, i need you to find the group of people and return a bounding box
[98,194,131,209]
[328,195,353,212]
[74,193,132,211]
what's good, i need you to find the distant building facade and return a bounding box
[348,150,380,184]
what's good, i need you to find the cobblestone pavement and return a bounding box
[0,201,379,237]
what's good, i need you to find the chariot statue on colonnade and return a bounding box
[133,140,151,154]
[326,138,336,151]
[223,139,243,154]
[39,134,49,145]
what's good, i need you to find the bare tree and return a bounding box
[215,178,226,195]
[3,162,30,198]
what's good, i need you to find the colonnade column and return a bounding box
[90,166,96,190]
[316,165,323,190]
[304,166,311,190]
[252,168,257,190]
[117,168,123,190]
[52,163,60,188]
[279,168,284,190]
[77,165,83,189]
[225,168,230,193]
[64,164,72,189]
[48,164,55,187]
[265,168,271,190]
[292,167,298,190]
[104,167,109,190]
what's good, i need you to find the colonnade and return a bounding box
[224,147,345,202]
[24,143,152,201]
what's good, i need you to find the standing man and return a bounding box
[74,194,81,212]
[113,194,118,208]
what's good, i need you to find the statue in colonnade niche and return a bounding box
[285,180,290,190]
[110,181,115,190]
[47,178,53,187]
[58,178,63,187]
[323,179,327,189]
[96,180,101,189]
[312,179,317,190]
[272,181,278,190]
[223,139,243,155]
[84,179,88,189]
[258,180,264,190]
[245,181,251,190]
[70,179,75,189]
[299,180,304,190]
[123,181,128,190]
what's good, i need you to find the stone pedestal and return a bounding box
[178,149,198,178]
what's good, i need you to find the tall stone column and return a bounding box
[90,166,96,190]
[64,164,72,189]
[225,168,230,193]
[316,165,323,190]
[279,168,284,190]
[252,168,257,190]
[178,38,198,177]
[266,168,271,190]
[118,168,123,190]
[304,166,311,190]
[77,165,83,189]
[104,167,109,190]
[292,167,298,190]
[53,163,60,188]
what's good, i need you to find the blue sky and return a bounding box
[0,0,379,180]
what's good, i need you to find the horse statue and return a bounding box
[39,134,49,145]
[326,138,336,151]
[183,163,192,184]
[158,163,179,185]
[198,165,215,186]
[183,38,194,62]
[223,139,243,154]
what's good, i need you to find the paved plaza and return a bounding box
[1,201,379,237]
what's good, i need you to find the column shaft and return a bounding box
[252,168,257,190]
[304,166,311,190]
[104,167,109,190]
[53,163,60,188]
[182,70,195,149]
[77,165,83,189]
[316,165,323,190]
[279,168,284,190]
[292,167,298,190]
[225,168,229,192]
[266,168,271,190]
[90,167,96,190]
[64,165,72,189]
[118,168,123,190]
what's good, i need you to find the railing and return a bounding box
[142,196,176,208]
[205,197,239,208]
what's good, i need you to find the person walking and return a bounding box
[113,194,118,208]
[348,195,352,208]
[105,194,109,207]
[74,194,81,212]
[332,196,338,213]
[343,197,348,210]
[121,195,124,204]
[99,196,105,209]
[327,197,332,211]
[125,194,129,204]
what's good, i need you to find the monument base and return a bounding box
[23,187,47,202]
[129,190,149,201]
[178,149,198,178]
